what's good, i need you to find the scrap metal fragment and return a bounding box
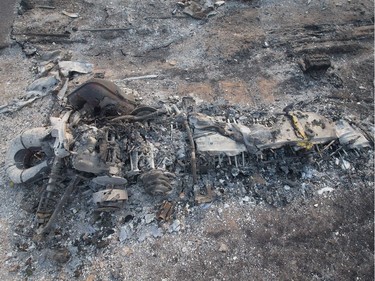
[110,108,166,122]
[27,76,59,93]
[157,201,174,221]
[335,120,371,149]
[67,78,137,116]
[14,33,70,38]
[35,5,56,9]
[50,111,73,158]
[195,183,214,204]
[5,127,52,183]
[182,0,214,19]
[79,27,132,32]
[62,10,79,18]
[299,55,331,72]
[194,133,247,156]
[71,129,107,174]
[57,78,69,101]
[243,112,335,151]
[36,157,65,225]
[92,189,128,211]
[140,169,174,195]
[321,139,336,153]
[58,61,93,77]
[286,111,313,149]
[173,105,198,183]
[183,117,198,184]
[189,113,247,155]
[191,111,338,155]
[37,175,81,235]
[123,75,159,81]
[92,176,127,186]
[257,111,337,150]
[130,151,141,173]
[0,76,59,114]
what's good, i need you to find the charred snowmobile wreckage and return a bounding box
[5,79,372,234]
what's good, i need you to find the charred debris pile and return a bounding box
[4,75,374,239]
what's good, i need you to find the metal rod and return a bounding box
[173,106,197,184]
[35,5,56,9]
[148,144,155,170]
[79,27,132,32]
[36,157,64,221]
[15,33,70,38]
[183,118,197,184]
[321,140,335,152]
[123,75,158,81]
[38,176,80,235]
[110,109,165,122]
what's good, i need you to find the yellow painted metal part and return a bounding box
[288,113,314,150]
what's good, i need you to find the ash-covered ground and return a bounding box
[0,0,373,280]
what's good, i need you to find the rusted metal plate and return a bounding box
[157,201,174,221]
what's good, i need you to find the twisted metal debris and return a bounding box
[5,78,372,234]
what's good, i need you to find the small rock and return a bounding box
[150,225,162,238]
[341,159,351,170]
[167,60,177,66]
[123,246,133,256]
[144,214,155,224]
[18,0,34,14]
[23,43,37,56]
[335,158,340,166]
[218,243,228,252]
[119,225,133,242]
[317,187,334,195]
[8,264,20,273]
[231,167,239,177]
[85,274,95,281]
[242,196,250,202]
[168,219,181,233]
[38,62,55,75]
[6,252,13,258]
[52,248,71,264]
[215,1,226,7]
[283,185,291,191]
[39,50,62,61]
[138,228,150,242]
[314,203,319,208]
[62,10,79,18]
